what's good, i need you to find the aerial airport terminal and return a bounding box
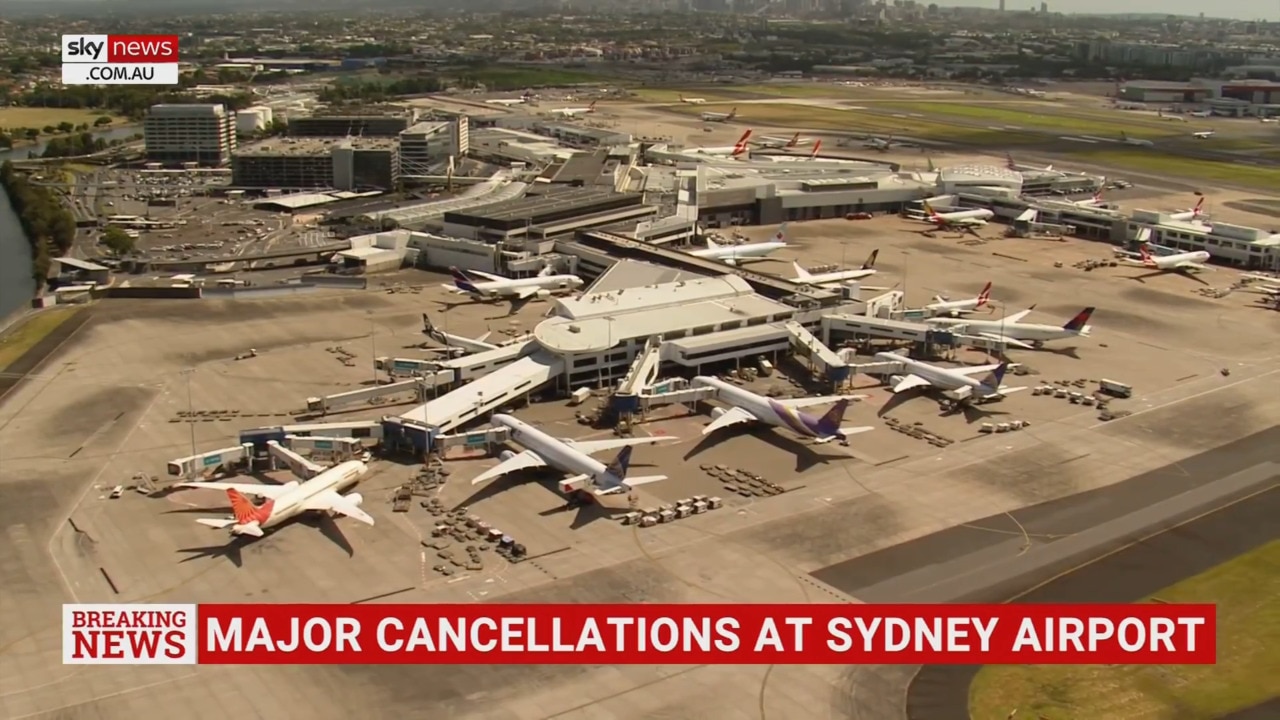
[3,79,1280,719]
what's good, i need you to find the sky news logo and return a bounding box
[61,34,180,86]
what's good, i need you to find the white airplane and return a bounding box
[180,460,372,538]
[679,95,707,105]
[472,414,677,496]
[924,281,993,316]
[874,352,1026,404]
[701,107,738,122]
[1005,153,1053,172]
[1120,132,1154,147]
[552,101,597,118]
[485,98,528,107]
[1168,197,1205,222]
[753,132,809,149]
[691,129,753,157]
[790,248,879,287]
[1261,117,1278,124]
[691,376,872,445]
[420,313,504,356]
[1190,110,1212,118]
[690,223,789,266]
[865,135,896,151]
[443,265,584,309]
[926,306,1095,350]
[1193,130,1215,139]
[1124,241,1212,283]
[1070,190,1104,207]
[921,201,993,230]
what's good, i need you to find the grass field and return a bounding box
[0,307,81,372]
[1070,149,1280,189]
[970,540,1280,719]
[664,102,1046,145]
[0,108,115,131]
[868,101,1196,139]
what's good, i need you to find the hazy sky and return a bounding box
[963,0,1274,20]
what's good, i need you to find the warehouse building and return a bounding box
[440,188,651,244]
[232,137,400,191]
[1117,81,1213,104]
[289,114,411,138]
[144,104,238,166]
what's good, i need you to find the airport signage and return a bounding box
[61,34,180,85]
[63,603,1216,665]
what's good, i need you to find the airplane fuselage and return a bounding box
[933,208,994,222]
[875,352,995,395]
[692,376,824,439]
[492,414,609,481]
[792,268,876,286]
[927,318,1087,342]
[261,461,367,529]
[464,275,583,298]
[691,241,786,263]
[926,297,982,314]
[1146,250,1211,270]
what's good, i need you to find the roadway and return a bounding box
[804,424,1280,720]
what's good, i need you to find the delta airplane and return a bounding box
[924,281,993,316]
[552,101,597,118]
[443,265,584,310]
[691,129,753,157]
[472,414,678,496]
[690,376,873,446]
[690,223,789,266]
[921,201,993,230]
[680,95,707,105]
[790,249,879,287]
[874,352,1026,404]
[180,460,373,539]
[1124,242,1212,282]
[1169,197,1206,222]
[1193,130,1215,139]
[926,307,1095,350]
[702,107,738,122]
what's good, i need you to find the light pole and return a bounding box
[368,311,378,386]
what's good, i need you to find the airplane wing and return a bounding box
[1178,261,1211,272]
[470,450,547,485]
[302,490,375,526]
[514,286,541,300]
[465,269,506,282]
[892,375,933,393]
[562,436,678,455]
[954,363,1003,376]
[980,333,1035,350]
[720,258,739,267]
[704,407,758,435]
[176,482,292,499]
[1003,308,1035,323]
[774,395,863,410]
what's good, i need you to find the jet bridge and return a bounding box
[630,378,717,416]
[307,378,427,415]
[166,444,253,478]
[397,350,565,435]
[613,336,664,415]
[267,440,326,479]
[784,320,849,384]
[284,435,364,463]
[822,315,1009,354]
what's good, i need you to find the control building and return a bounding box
[144,104,237,166]
[232,137,400,191]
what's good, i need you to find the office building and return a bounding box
[399,119,468,178]
[144,104,237,166]
[232,137,400,191]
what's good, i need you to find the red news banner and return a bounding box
[65,603,1216,665]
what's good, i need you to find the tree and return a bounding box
[93,116,113,127]
[57,121,74,133]
[100,226,135,255]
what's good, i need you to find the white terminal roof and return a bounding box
[535,276,791,354]
[338,246,395,260]
[552,275,754,320]
[939,164,1023,184]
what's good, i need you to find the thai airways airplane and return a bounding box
[790,249,879,287]
[691,376,872,445]
[473,414,678,496]
[690,223,789,266]
[444,266,584,308]
[552,101,597,118]
[180,460,372,538]
[701,107,738,122]
[1124,243,1212,282]
[924,281,993,316]
[680,95,707,105]
[1168,197,1205,222]
[921,201,994,229]
[691,129,753,157]
[874,352,1026,404]
[926,307,1095,350]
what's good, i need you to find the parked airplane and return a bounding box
[443,265,584,309]
[1069,190,1104,207]
[692,129,753,157]
[753,132,810,149]
[472,414,677,496]
[864,135,897,151]
[1168,197,1205,222]
[690,223,789,266]
[1005,153,1053,172]
[702,107,738,122]
[1190,110,1212,118]
[921,201,993,230]
[680,95,707,105]
[181,460,373,539]
[690,376,873,445]
[552,101,597,118]
[1193,130,1215,139]
[874,352,1026,405]
[421,313,497,355]
[1124,243,1212,282]
[924,281,993,316]
[927,307,1094,350]
[1120,132,1155,147]
[1261,117,1278,124]
[790,249,879,287]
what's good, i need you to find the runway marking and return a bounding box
[1088,365,1280,430]
[10,670,201,720]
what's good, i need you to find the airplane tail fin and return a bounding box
[1063,307,1095,332]
[980,362,1010,390]
[588,101,597,111]
[450,267,481,293]
[792,261,812,280]
[1192,196,1204,215]
[788,132,800,147]
[704,235,721,250]
[1138,244,1154,265]
[422,312,435,333]
[861,248,879,270]
[815,399,852,437]
[603,445,634,481]
[728,107,738,120]
[976,281,993,306]
[1005,152,1016,170]
[809,140,821,159]
[227,489,271,526]
[773,222,789,244]
[537,263,554,278]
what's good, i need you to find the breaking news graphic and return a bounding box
[64,602,1215,665]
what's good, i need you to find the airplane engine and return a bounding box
[344,493,364,508]
[498,450,518,462]
[889,375,905,387]
[710,407,727,419]
[535,289,551,299]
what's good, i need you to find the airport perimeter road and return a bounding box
[875,428,1280,720]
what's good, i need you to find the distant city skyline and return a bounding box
[949,0,1275,21]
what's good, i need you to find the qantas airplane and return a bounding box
[924,281,993,316]
[1124,242,1212,283]
[921,201,994,230]
[701,107,738,122]
[691,129,753,157]
[180,460,373,539]
[1169,197,1205,222]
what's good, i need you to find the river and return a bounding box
[0,125,139,323]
